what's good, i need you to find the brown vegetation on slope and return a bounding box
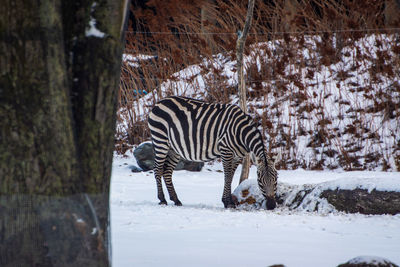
[117,0,400,171]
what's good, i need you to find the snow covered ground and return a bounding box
[111,153,400,267]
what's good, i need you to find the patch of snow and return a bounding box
[85,3,106,38]
[86,18,105,38]
[232,178,266,209]
[123,54,157,61]
[91,228,98,235]
[122,54,158,67]
[324,176,400,193]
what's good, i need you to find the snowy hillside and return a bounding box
[111,153,400,267]
[118,33,400,171]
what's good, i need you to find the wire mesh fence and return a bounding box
[117,0,400,170]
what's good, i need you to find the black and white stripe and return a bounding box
[148,96,277,209]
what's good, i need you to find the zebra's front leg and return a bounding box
[221,151,236,208]
[155,174,167,205]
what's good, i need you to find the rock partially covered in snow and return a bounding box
[338,256,399,267]
[232,179,266,209]
[133,142,154,171]
[233,179,335,212]
[133,142,204,172]
[129,165,143,173]
[233,177,400,214]
[321,188,400,215]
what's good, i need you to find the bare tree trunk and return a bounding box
[282,0,299,32]
[0,0,129,266]
[201,0,217,54]
[236,0,255,185]
[384,0,400,26]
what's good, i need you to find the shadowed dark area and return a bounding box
[266,197,276,210]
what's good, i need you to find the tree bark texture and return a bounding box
[384,0,400,26]
[236,0,255,184]
[0,0,129,266]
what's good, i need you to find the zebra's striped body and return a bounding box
[148,96,277,209]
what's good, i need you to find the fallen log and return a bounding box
[233,177,400,215]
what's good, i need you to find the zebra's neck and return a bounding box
[245,126,267,164]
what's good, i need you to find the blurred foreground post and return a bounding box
[0,0,129,266]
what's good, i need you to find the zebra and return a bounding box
[147,96,278,209]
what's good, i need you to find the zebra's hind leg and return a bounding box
[153,145,169,205]
[163,150,182,206]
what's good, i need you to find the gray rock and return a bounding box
[133,142,204,172]
[133,143,154,171]
[175,159,204,172]
[129,165,143,172]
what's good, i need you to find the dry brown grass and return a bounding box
[118,0,400,170]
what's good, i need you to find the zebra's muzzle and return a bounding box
[266,196,276,210]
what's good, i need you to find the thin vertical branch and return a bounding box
[237,0,255,184]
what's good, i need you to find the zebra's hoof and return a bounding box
[159,200,168,205]
[222,197,236,209]
[174,200,183,206]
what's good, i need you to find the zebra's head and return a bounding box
[256,154,278,210]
